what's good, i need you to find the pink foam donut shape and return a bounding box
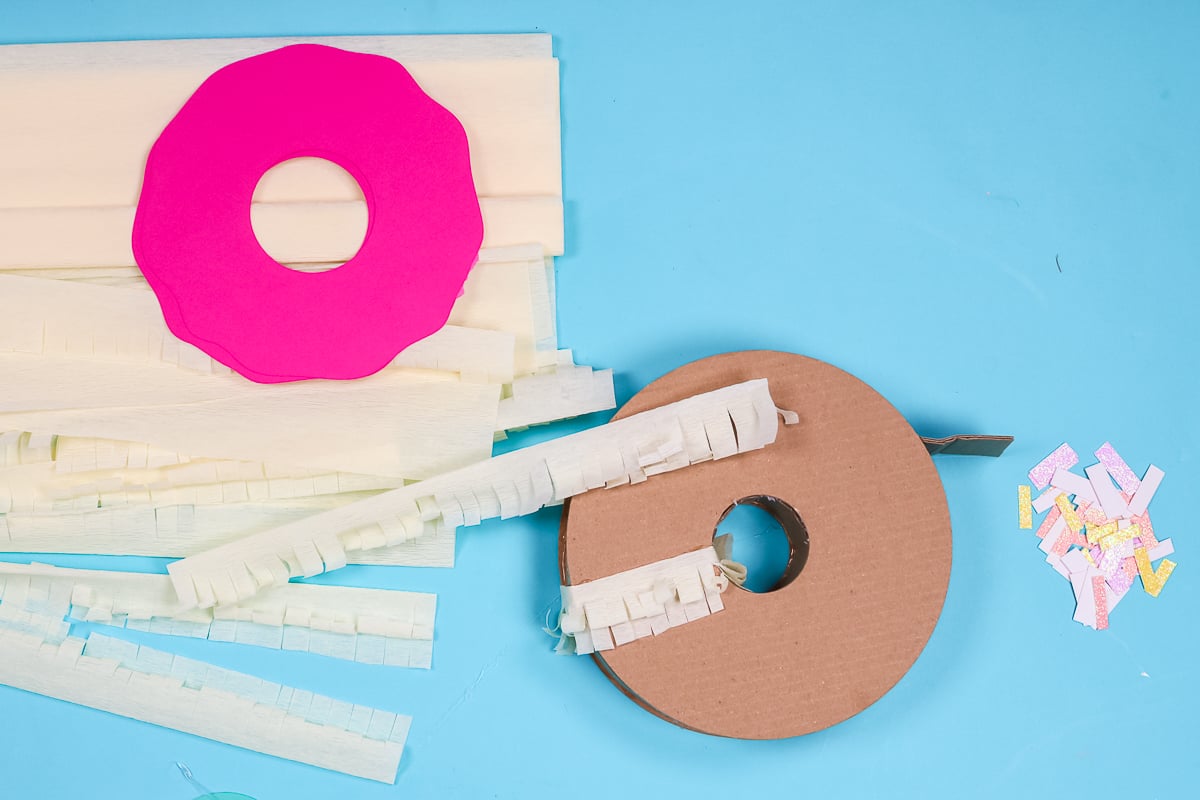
[132,44,484,383]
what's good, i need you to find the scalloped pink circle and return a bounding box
[132,44,483,383]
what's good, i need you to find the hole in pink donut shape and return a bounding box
[251,157,369,272]
[132,44,484,384]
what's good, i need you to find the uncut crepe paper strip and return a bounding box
[168,379,787,609]
[0,196,564,269]
[0,273,517,383]
[0,36,561,212]
[0,562,435,668]
[0,627,407,783]
[0,37,565,267]
[0,243,565,383]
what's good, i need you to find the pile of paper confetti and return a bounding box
[1017,442,1175,630]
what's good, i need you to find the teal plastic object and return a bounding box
[178,763,255,800]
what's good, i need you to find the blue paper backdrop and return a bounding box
[1,2,1197,797]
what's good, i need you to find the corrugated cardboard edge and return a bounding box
[560,351,952,739]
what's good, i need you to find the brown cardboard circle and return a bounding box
[559,351,951,739]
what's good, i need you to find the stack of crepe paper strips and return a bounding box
[0,35,791,783]
[1018,442,1175,630]
[0,34,611,783]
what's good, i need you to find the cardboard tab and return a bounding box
[921,434,1013,457]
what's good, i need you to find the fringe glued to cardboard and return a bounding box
[558,545,731,655]
[560,351,954,740]
[168,379,784,608]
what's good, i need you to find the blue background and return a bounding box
[2,2,1198,797]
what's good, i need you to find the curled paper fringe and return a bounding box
[169,379,784,609]
[0,562,435,668]
[0,624,408,782]
[557,544,736,655]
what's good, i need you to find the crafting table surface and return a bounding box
[2,2,1197,798]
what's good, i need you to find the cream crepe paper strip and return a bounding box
[0,626,408,782]
[0,196,563,269]
[0,36,561,235]
[0,362,608,485]
[0,457,403,510]
[168,379,784,608]
[0,561,435,667]
[0,367,501,479]
[0,499,457,568]
[451,245,560,375]
[0,273,517,382]
[0,365,610,508]
[0,244,557,376]
[0,39,561,200]
[497,359,615,431]
[558,544,730,655]
[0,364,607,566]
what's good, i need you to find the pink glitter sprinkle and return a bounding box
[1051,525,1077,557]
[1107,566,1135,595]
[1092,576,1109,630]
[1133,511,1159,550]
[1035,505,1062,539]
[1095,442,1141,494]
[1122,557,1139,581]
[1081,504,1109,526]
[1029,443,1079,490]
[1098,540,1134,579]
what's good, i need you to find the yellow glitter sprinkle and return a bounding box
[1099,523,1140,552]
[1086,521,1118,546]
[1134,547,1177,598]
[1084,548,1096,567]
[1055,494,1083,535]
[1018,485,1033,529]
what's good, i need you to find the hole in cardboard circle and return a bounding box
[250,157,368,272]
[713,495,809,593]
